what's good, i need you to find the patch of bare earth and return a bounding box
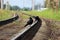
[32,18,60,40]
[0,18,28,40]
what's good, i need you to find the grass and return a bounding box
[0,9,60,21]
[0,9,15,21]
[23,9,60,21]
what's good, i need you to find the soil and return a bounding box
[32,18,60,40]
[0,17,60,40]
[0,18,28,40]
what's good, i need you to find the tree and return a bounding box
[32,0,35,10]
[34,4,41,10]
[59,1,60,8]
[0,0,1,8]
[10,6,21,10]
[3,4,6,9]
[22,7,31,11]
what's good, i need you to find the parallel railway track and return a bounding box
[0,13,42,40]
[11,16,42,40]
[0,15,19,26]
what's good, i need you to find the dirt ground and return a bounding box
[0,16,60,40]
[32,19,60,40]
[0,18,28,40]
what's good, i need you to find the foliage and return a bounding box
[10,6,21,10]
[34,4,41,10]
[22,7,31,11]
[59,1,60,8]
[3,4,6,9]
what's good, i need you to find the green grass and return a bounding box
[0,10,15,21]
[23,9,60,21]
[0,9,60,21]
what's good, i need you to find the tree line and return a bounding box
[3,4,31,11]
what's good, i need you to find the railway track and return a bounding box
[11,16,42,40]
[0,15,19,26]
[0,13,42,40]
[0,16,25,40]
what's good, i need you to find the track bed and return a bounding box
[0,19,28,40]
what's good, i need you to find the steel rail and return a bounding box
[0,15,19,26]
[11,16,42,40]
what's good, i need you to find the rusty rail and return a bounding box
[0,15,19,26]
[11,16,42,40]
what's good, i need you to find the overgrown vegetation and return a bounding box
[0,10,14,21]
[0,9,60,21]
[23,9,60,21]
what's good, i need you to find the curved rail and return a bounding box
[0,15,19,26]
[11,16,42,40]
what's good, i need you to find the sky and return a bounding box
[4,0,45,8]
